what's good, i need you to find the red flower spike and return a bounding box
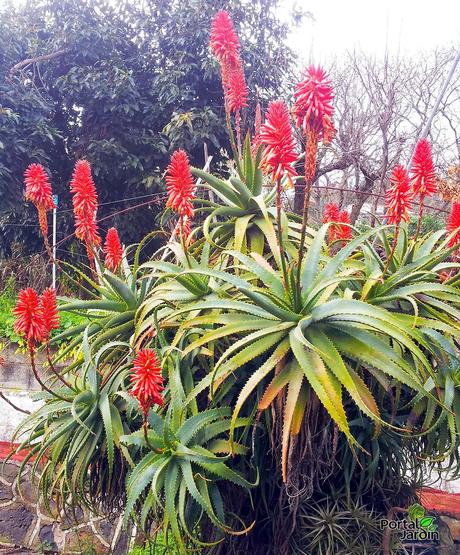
[210,10,240,66]
[293,65,335,142]
[130,349,164,417]
[260,100,298,182]
[24,164,55,211]
[337,210,352,241]
[70,160,101,248]
[411,138,437,197]
[323,203,351,243]
[40,288,60,340]
[24,164,55,243]
[323,202,340,224]
[166,150,195,219]
[386,165,412,225]
[226,58,248,114]
[104,228,123,272]
[447,202,460,248]
[13,288,45,347]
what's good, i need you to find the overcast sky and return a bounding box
[281,0,460,64]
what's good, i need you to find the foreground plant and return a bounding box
[9,8,460,555]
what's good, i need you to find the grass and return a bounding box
[129,532,179,555]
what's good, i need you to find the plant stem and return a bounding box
[29,346,70,402]
[296,177,313,288]
[45,343,75,390]
[275,179,288,288]
[414,196,424,241]
[296,133,318,288]
[143,418,161,454]
[225,106,244,178]
[382,226,400,276]
[0,391,30,414]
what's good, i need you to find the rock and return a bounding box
[15,477,38,505]
[440,515,460,542]
[94,517,116,544]
[0,504,35,546]
[0,482,13,503]
[0,463,20,485]
[38,524,58,553]
[112,530,130,555]
[60,506,85,530]
[64,526,108,554]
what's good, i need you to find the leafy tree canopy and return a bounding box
[0,0,296,255]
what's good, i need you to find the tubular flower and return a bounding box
[323,203,351,243]
[70,160,101,248]
[337,210,352,241]
[447,202,460,248]
[24,164,55,245]
[40,287,60,340]
[104,227,123,272]
[210,9,247,127]
[411,138,437,197]
[13,288,45,348]
[323,202,340,224]
[260,100,298,183]
[210,10,240,66]
[130,349,164,417]
[293,65,335,142]
[166,150,195,219]
[226,59,248,114]
[24,164,55,210]
[386,165,412,225]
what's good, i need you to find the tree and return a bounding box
[0,0,296,256]
[294,49,460,223]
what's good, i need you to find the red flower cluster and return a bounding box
[40,287,60,340]
[386,165,412,225]
[104,228,123,272]
[210,11,248,116]
[13,287,59,348]
[24,164,55,247]
[259,100,298,183]
[447,202,460,248]
[166,150,195,239]
[14,289,45,347]
[70,160,101,255]
[293,66,335,142]
[130,349,164,417]
[24,164,55,210]
[323,202,352,243]
[411,138,437,197]
[210,10,240,65]
[293,66,334,184]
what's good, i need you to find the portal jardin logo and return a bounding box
[380,503,439,542]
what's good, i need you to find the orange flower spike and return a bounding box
[13,288,46,349]
[411,138,437,197]
[259,100,298,182]
[386,165,412,225]
[40,287,60,341]
[104,228,124,272]
[69,160,101,249]
[130,349,164,418]
[447,202,460,248]
[24,164,55,251]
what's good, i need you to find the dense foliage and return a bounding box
[0,0,295,256]
[6,9,460,555]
